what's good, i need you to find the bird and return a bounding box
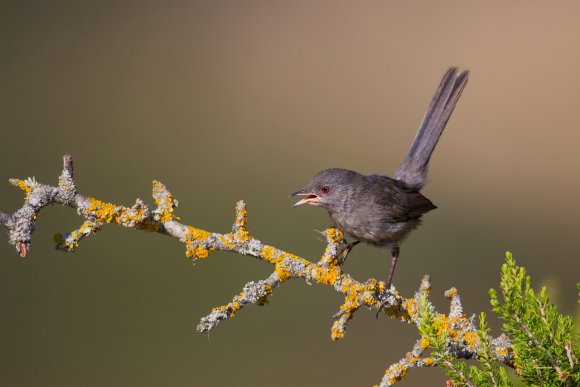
[290,67,469,289]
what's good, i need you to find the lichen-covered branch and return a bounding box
[0,155,516,386]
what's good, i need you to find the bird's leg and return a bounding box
[385,245,400,289]
[339,240,360,264]
[376,246,400,319]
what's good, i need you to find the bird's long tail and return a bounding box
[394,67,469,190]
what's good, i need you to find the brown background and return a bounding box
[0,1,578,386]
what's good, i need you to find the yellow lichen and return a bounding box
[445,287,458,298]
[331,321,344,340]
[257,284,272,305]
[408,356,419,364]
[435,314,450,336]
[419,338,430,349]
[230,301,241,316]
[275,264,291,282]
[235,202,248,227]
[384,302,410,321]
[86,197,119,223]
[377,281,386,293]
[78,221,92,233]
[495,347,508,357]
[423,357,435,366]
[514,361,522,376]
[183,226,214,259]
[261,247,310,282]
[11,179,33,199]
[189,227,211,241]
[219,234,235,248]
[152,180,178,222]
[17,180,30,193]
[312,266,340,285]
[235,228,250,242]
[385,364,407,384]
[261,246,278,263]
[187,245,211,259]
[463,331,479,349]
[327,228,343,243]
[405,298,418,319]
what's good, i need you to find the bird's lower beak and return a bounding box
[289,189,319,207]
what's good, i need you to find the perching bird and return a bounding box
[290,67,469,289]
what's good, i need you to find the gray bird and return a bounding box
[290,67,469,289]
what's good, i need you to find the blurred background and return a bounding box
[0,1,579,386]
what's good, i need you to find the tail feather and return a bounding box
[394,67,469,190]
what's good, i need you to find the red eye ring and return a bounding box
[320,185,331,194]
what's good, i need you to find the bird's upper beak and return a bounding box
[289,189,319,207]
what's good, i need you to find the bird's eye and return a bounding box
[320,186,331,194]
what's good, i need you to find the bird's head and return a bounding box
[290,168,360,211]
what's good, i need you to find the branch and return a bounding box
[1,155,515,386]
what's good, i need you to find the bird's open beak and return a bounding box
[289,189,319,207]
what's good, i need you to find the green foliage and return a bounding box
[418,253,579,386]
[489,252,579,386]
[474,313,512,385]
[417,296,511,386]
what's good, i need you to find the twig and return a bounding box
[0,155,515,385]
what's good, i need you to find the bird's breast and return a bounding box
[328,205,422,248]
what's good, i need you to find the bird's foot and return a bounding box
[375,281,395,319]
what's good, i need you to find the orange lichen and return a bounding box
[420,338,430,349]
[423,357,435,366]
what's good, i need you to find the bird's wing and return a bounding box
[367,175,436,222]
